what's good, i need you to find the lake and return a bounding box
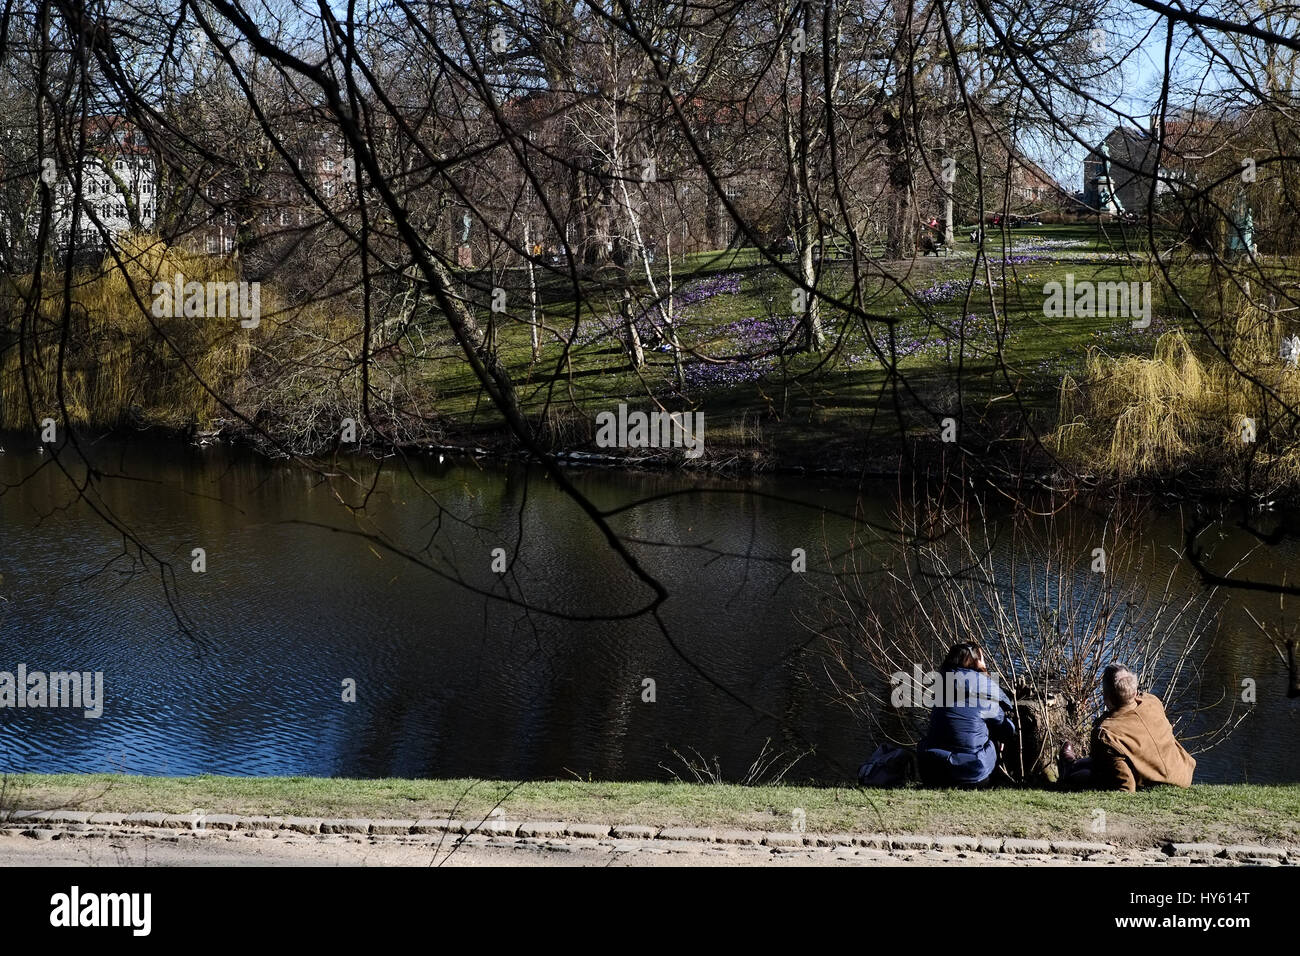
[0,439,1295,783]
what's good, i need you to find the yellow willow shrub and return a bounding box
[0,234,266,430]
[1051,326,1300,482]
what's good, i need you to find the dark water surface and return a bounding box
[0,440,1295,782]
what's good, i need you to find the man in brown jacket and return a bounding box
[1089,664,1196,791]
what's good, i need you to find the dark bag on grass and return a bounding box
[857,744,918,787]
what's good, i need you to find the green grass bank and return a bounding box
[5,775,1299,847]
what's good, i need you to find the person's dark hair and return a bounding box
[940,642,987,673]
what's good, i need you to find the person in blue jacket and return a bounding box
[917,642,1017,787]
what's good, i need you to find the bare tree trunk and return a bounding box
[885,0,917,260]
[621,286,644,368]
[784,58,823,352]
[614,132,682,373]
[885,115,916,259]
[524,219,539,362]
[425,255,529,438]
[798,219,822,350]
[665,231,682,390]
[941,129,954,246]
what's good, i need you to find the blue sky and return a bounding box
[1031,9,1172,188]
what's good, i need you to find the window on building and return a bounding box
[206,234,218,254]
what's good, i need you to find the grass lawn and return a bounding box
[417,222,1207,462]
[6,774,1299,847]
[7,221,1272,473]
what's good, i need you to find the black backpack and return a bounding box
[857,744,919,787]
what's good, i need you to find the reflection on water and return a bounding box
[0,439,1295,782]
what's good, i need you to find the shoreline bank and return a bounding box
[0,423,1273,506]
[5,775,1299,849]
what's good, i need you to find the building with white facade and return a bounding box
[48,117,156,250]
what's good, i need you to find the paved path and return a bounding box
[2,813,1294,866]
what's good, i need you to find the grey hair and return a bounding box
[1103,664,1138,706]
